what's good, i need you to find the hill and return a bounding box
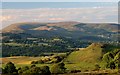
[2,22,47,33]
[63,43,120,70]
[2,21,119,33]
[2,21,119,41]
[64,43,120,70]
[64,43,103,64]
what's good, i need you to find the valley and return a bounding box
[1,21,120,75]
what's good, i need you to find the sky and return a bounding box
[1,2,117,9]
[1,0,120,2]
[0,2,118,29]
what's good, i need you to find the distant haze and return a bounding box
[0,2,118,29]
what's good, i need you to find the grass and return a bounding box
[1,56,41,65]
[66,43,102,62]
[1,43,120,75]
[63,43,105,71]
[59,69,119,75]
[65,63,95,71]
[1,43,104,71]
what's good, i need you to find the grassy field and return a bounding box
[59,70,119,75]
[63,43,103,70]
[1,56,41,64]
[1,56,96,71]
[1,56,53,70]
[1,43,107,70]
[1,43,119,74]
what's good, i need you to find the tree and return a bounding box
[102,52,113,63]
[2,68,5,74]
[4,62,18,74]
[38,59,44,64]
[102,52,114,68]
[18,66,29,74]
[102,50,120,69]
[114,52,120,63]
[40,66,51,75]
[94,64,100,71]
[30,66,41,75]
[108,61,116,69]
[30,65,36,68]
[51,62,66,74]
[29,65,51,75]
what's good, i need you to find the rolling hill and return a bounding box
[2,21,120,41]
[63,43,120,70]
[64,43,103,64]
[2,21,119,33]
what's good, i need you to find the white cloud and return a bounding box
[0,15,12,21]
[1,7,118,29]
[48,18,65,21]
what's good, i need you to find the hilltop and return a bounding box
[2,21,119,41]
[2,21,119,33]
[64,43,103,64]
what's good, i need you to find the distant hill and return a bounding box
[2,21,119,41]
[2,21,119,33]
[2,22,47,33]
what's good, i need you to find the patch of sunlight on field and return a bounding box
[63,43,104,70]
[1,56,41,64]
[65,46,102,63]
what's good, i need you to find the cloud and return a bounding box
[1,7,118,29]
[48,18,64,21]
[0,15,12,21]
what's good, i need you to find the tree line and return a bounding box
[2,62,66,75]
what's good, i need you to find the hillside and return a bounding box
[2,22,47,33]
[2,22,119,33]
[64,43,103,64]
[63,43,104,70]
[2,21,119,41]
[64,43,120,70]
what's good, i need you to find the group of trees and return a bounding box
[51,63,66,74]
[2,62,67,75]
[102,49,120,69]
[2,44,70,57]
[17,65,51,75]
[2,62,18,75]
[31,55,66,64]
[2,33,93,57]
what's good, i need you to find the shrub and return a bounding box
[31,61,38,64]
[29,66,41,75]
[3,62,18,74]
[108,61,116,69]
[40,66,51,75]
[18,66,29,74]
[94,64,100,71]
[51,62,66,74]
[38,60,44,64]
[70,70,81,73]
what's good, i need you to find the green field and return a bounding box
[63,43,103,70]
[1,43,120,74]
